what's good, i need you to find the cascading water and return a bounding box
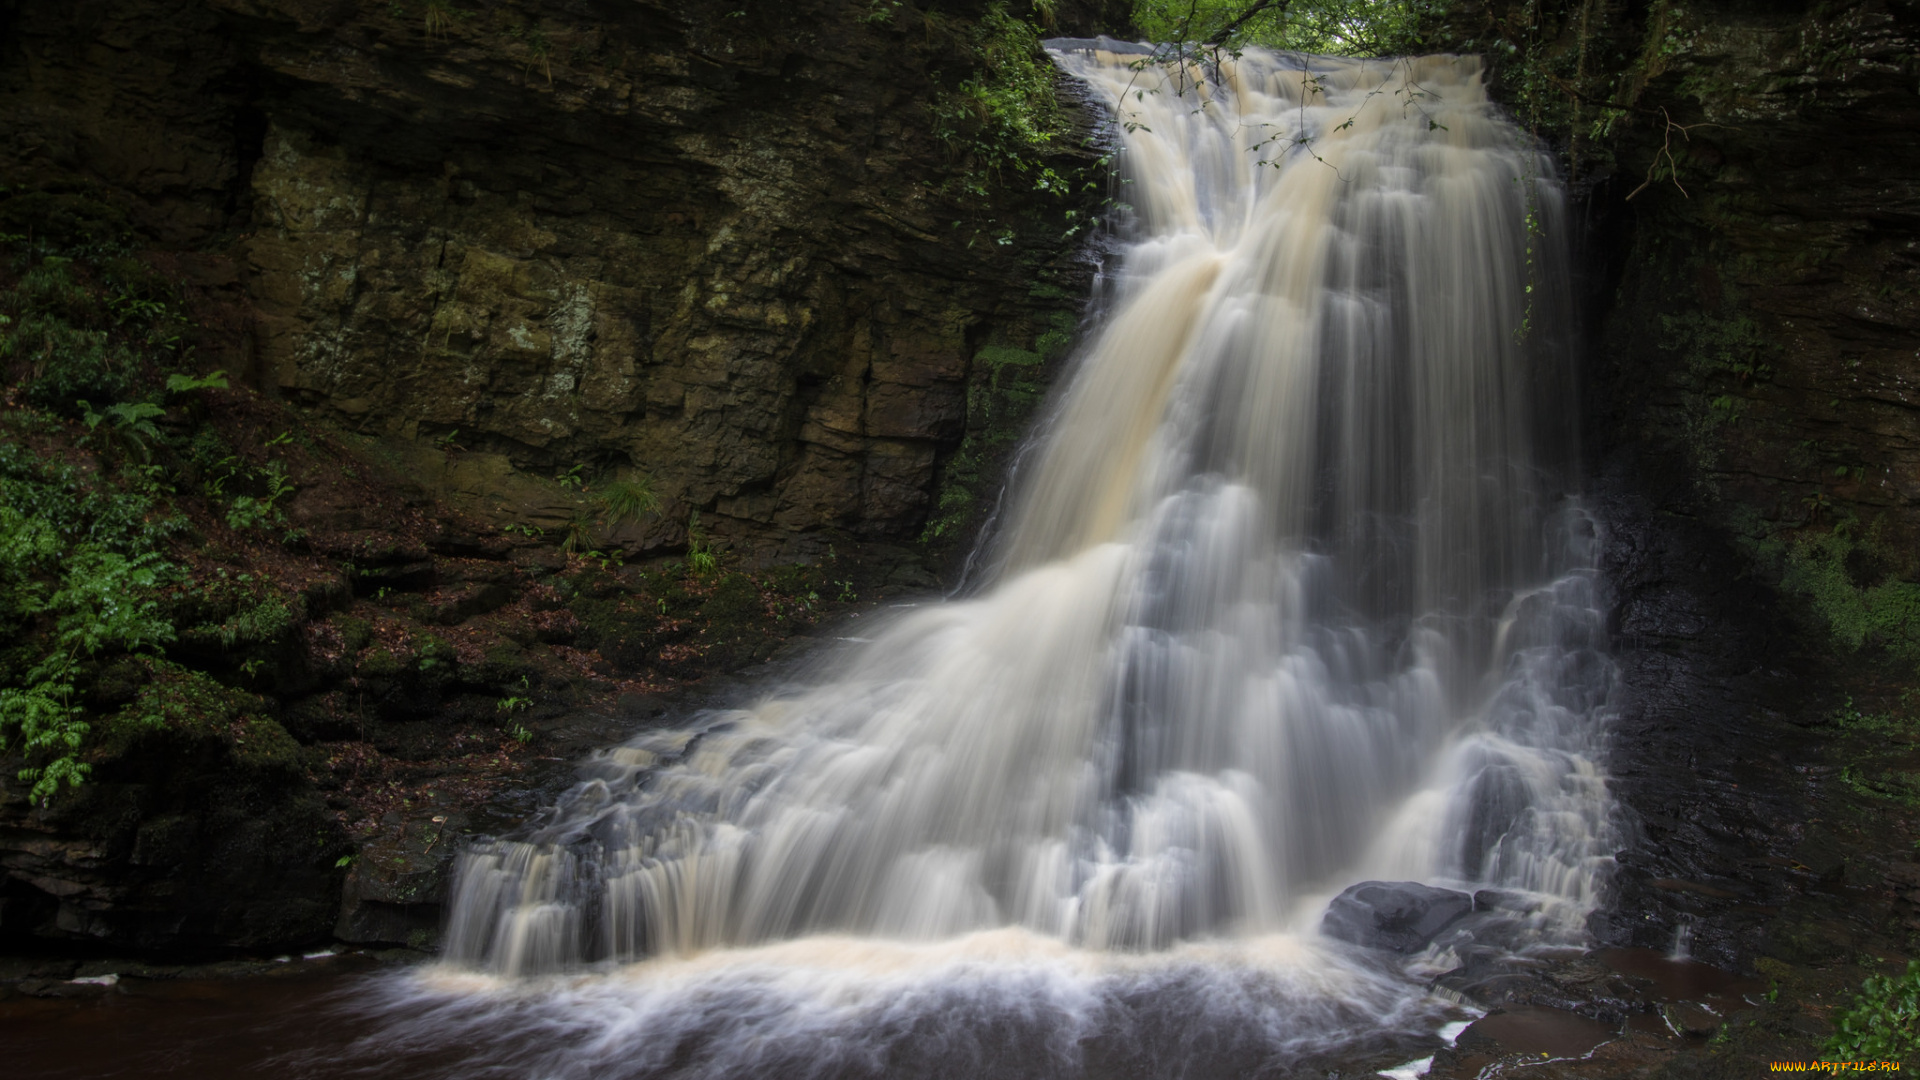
[359,46,1619,1078]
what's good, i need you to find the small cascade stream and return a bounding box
[351,45,1621,1078]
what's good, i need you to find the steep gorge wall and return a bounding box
[2,0,1116,560]
[0,0,1127,956]
[1441,0,1920,970]
[1452,0,1920,566]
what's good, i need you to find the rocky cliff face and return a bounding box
[1449,0,1920,560]
[3,0,1111,560]
[1585,0,1919,546]
[0,0,1118,956]
[1443,0,1920,985]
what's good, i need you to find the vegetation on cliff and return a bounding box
[0,220,925,951]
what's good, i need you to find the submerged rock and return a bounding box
[1321,881,1474,953]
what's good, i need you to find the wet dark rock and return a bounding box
[353,561,436,596]
[0,722,346,953]
[423,582,515,626]
[334,809,464,949]
[1472,889,1542,914]
[1321,880,1474,953]
[615,692,668,720]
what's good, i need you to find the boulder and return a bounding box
[1321,880,1474,953]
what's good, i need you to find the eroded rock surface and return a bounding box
[2,0,1114,560]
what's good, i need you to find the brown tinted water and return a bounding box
[1459,1005,1617,1059]
[1597,947,1764,1006]
[0,959,397,1080]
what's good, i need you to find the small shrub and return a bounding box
[596,476,659,528]
[78,399,166,462]
[165,370,228,394]
[1828,960,1920,1060]
[195,596,296,649]
[1779,529,1920,664]
[0,541,175,803]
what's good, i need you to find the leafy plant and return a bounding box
[1828,960,1920,1060]
[595,476,659,529]
[496,696,531,713]
[556,463,587,490]
[0,539,175,804]
[685,511,717,577]
[225,460,296,532]
[561,513,594,556]
[930,3,1069,198]
[165,370,228,395]
[195,597,296,650]
[78,399,166,462]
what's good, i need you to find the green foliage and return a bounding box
[1777,529,1920,665]
[78,399,166,462]
[1827,961,1920,1060]
[415,633,457,673]
[561,513,594,556]
[165,369,228,394]
[117,661,301,770]
[6,310,131,411]
[194,596,296,650]
[224,460,296,532]
[0,190,130,250]
[0,313,187,801]
[596,476,659,529]
[0,530,175,803]
[0,442,183,557]
[1132,0,1436,56]
[685,511,718,577]
[46,548,175,659]
[1,253,196,414]
[931,3,1072,197]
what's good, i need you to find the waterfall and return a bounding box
[436,48,1615,988]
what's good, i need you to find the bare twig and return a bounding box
[1626,107,1718,200]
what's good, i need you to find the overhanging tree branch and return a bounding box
[1204,0,1291,45]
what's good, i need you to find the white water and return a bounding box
[378,46,1619,1076]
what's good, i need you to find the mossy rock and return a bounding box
[474,641,537,689]
[334,615,374,653]
[701,572,762,628]
[359,646,403,679]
